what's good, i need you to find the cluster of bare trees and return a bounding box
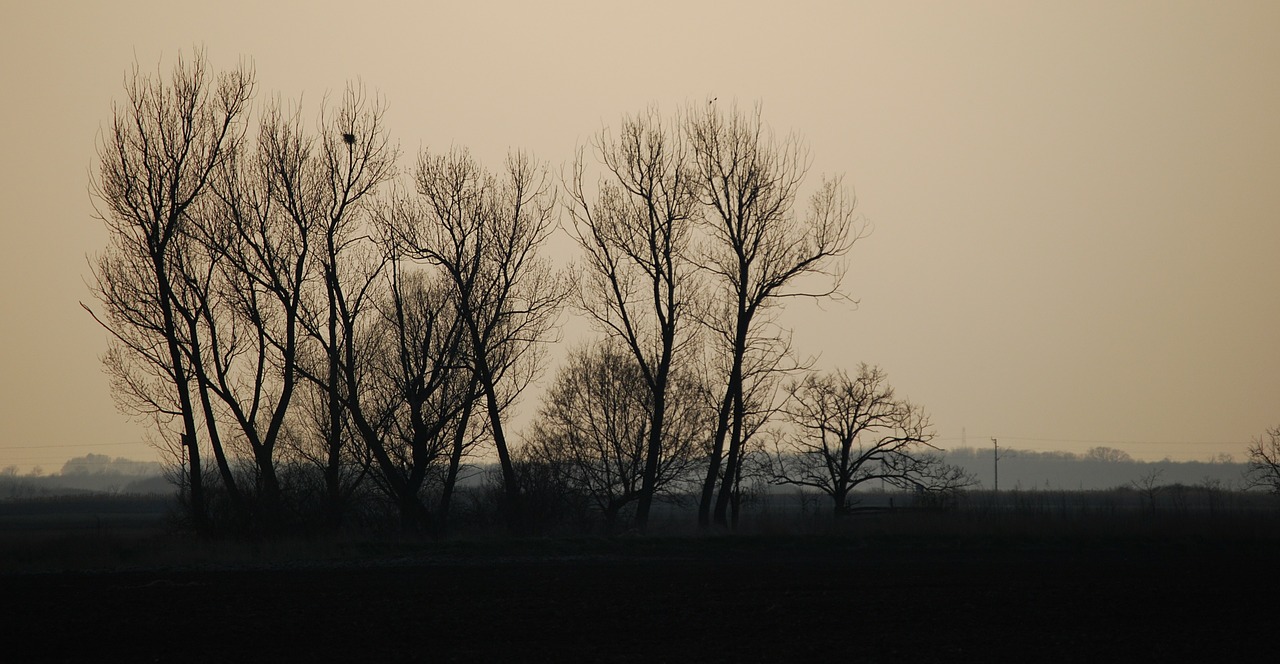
[1246,426,1280,494]
[85,52,559,533]
[87,52,968,536]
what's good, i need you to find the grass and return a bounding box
[2,486,1278,574]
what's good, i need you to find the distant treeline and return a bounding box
[1,473,171,498]
[943,446,1249,491]
[2,447,1250,500]
[57,453,162,477]
[1,454,171,497]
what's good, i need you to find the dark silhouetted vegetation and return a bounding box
[79,50,1279,548]
[1246,425,1280,492]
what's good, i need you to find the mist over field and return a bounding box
[2,454,167,496]
[0,447,1253,502]
[941,447,1249,491]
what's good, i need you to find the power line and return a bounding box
[0,441,152,450]
[992,438,1001,493]
[935,436,1250,447]
[1,453,162,462]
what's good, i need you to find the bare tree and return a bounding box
[85,50,255,531]
[564,106,702,530]
[389,269,502,535]
[355,265,484,531]
[694,327,791,528]
[277,371,376,525]
[298,84,398,528]
[524,339,707,532]
[382,147,566,526]
[1130,467,1166,514]
[160,83,395,531]
[686,101,864,527]
[186,98,315,527]
[1245,426,1280,494]
[772,365,968,516]
[1084,446,1133,464]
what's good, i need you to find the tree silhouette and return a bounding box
[1245,426,1280,493]
[772,365,971,516]
[565,106,703,529]
[85,50,254,532]
[380,148,567,527]
[524,339,708,532]
[686,101,863,527]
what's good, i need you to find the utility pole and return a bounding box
[992,438,1000,494]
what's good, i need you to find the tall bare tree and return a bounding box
[686,101,863,527]
[772,365,970,515]
[86,50,255,531]
[1245,426,1280,494]
[353,264,483,531]
[381,148,566,525]
[278,370,376,524]
[163,84,395,530]
[564,107,703,529]
[707,338,788,528]
[299,84,398,528]
[187,98,316,526]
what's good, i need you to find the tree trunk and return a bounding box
[188,331,246,527]
[699,383,735,528]
[325,271,345,530]
[712,313,750,527]
[156,255,207,534]
[713,382,746,527]
[469,324,520,529]
[833,488,850,518]
[254,444,282,530]
[604,500,625,535]
[398,493,430,532]
[634,365,669,530]
[436,378,478,537]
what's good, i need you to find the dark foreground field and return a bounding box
[3,533,1276,663]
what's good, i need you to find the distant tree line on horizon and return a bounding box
[2,454,169,497]
[0,447,1258,500]
[943,446,1256,492]
[81,50,1280,537]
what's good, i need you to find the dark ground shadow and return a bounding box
[3,537,1274,662]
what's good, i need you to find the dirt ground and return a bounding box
[3,536,1274,662]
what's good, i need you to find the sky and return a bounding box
[1,0,1277,472]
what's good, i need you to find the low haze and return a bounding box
[1,0,1277,472]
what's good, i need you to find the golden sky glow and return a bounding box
[1,0,1277,470]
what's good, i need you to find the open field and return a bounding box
[4,506,1279,662]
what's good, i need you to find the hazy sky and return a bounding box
[1,0,1277,472]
